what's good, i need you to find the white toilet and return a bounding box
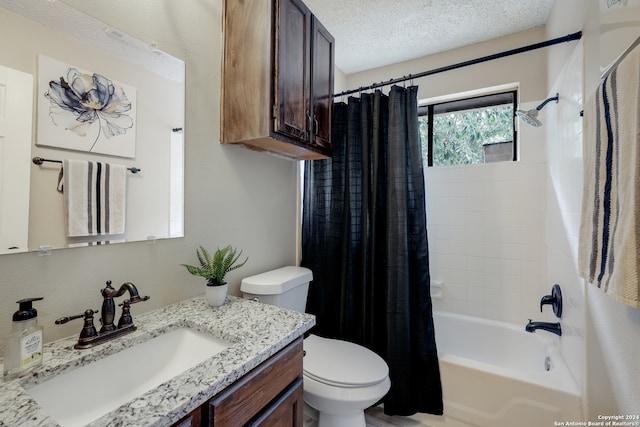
[241,266,390,427]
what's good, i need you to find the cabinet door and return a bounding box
[310,16,334,152]
[209,339,303,426]
[247,378,303,427]
[274,0,311,143]
[173,407,203,427]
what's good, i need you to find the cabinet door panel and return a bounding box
[221,0,272,143]
[310,16,334,151]
[275,0,310,142]
[248,378,303,426]
[209,339,303,426]
[173,408,202,427]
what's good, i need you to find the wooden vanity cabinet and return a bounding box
[221,0,334,160]
[173,409,202,427]
[172,337,304,427]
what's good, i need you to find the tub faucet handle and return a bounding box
[540,295,554,311]
[540,284,563,318]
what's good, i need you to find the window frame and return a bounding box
[419,89,518,167]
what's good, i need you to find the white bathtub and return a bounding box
[419,311,583,427]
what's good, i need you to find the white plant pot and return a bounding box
[205,283,228,307]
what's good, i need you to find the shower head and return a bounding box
[516,93,559,127]
[516,109,542,127]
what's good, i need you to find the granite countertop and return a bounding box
[0,296,315,427]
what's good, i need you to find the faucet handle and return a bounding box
[56,309,100,348]
[55,309,99,325]
[117,300,133,328]
[539,284,563,318]
[116,296,148,328]
[540,295,554,312]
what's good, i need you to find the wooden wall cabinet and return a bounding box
[172,338,304,427]
[221,0,334,160]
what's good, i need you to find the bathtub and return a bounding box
[419,311,582,427]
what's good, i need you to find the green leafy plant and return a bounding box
[182,245,248,286]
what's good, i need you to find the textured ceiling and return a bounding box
[304,0,556,74]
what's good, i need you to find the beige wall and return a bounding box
[0,0,298,346]
[344,26,548,104]
[334,66,347,94]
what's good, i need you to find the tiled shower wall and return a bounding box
[545,42,585,394]
[425,125,550,324]
[425,41,586,395]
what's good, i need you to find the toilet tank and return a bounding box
[240,266,313,312]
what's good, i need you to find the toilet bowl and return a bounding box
[303,334,390,427]
[241,266,390,427]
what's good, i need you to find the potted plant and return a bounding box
[182,245,248,306]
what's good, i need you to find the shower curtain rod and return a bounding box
[333,31,582,98]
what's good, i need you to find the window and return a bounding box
[419,90,517,166]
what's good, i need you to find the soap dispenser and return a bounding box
[3,297,44,379]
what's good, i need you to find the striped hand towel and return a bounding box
[58,159,126,237]
[578,41,640,308]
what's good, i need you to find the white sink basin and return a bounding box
[26,327,231,427]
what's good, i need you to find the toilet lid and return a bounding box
[303,335,389,387]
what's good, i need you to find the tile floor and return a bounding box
[303,405,434,427]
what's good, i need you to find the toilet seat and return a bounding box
[303,335,388,388]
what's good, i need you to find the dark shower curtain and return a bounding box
[301,85,443,416]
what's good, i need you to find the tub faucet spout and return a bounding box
[525,319,562,336]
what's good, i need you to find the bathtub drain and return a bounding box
[544,356,552,371]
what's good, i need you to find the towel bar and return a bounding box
[32,157,140,174]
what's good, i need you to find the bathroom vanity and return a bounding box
[0,296,314,426]
[181,338,304,426]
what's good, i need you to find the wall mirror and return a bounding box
[0,0,185,255]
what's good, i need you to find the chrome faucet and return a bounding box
[525,319,562,336]
[56,280,150,349]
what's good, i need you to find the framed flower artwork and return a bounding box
[37,55,137,158]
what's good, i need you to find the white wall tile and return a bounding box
[426,156,548,323]
[544,43,586,394]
